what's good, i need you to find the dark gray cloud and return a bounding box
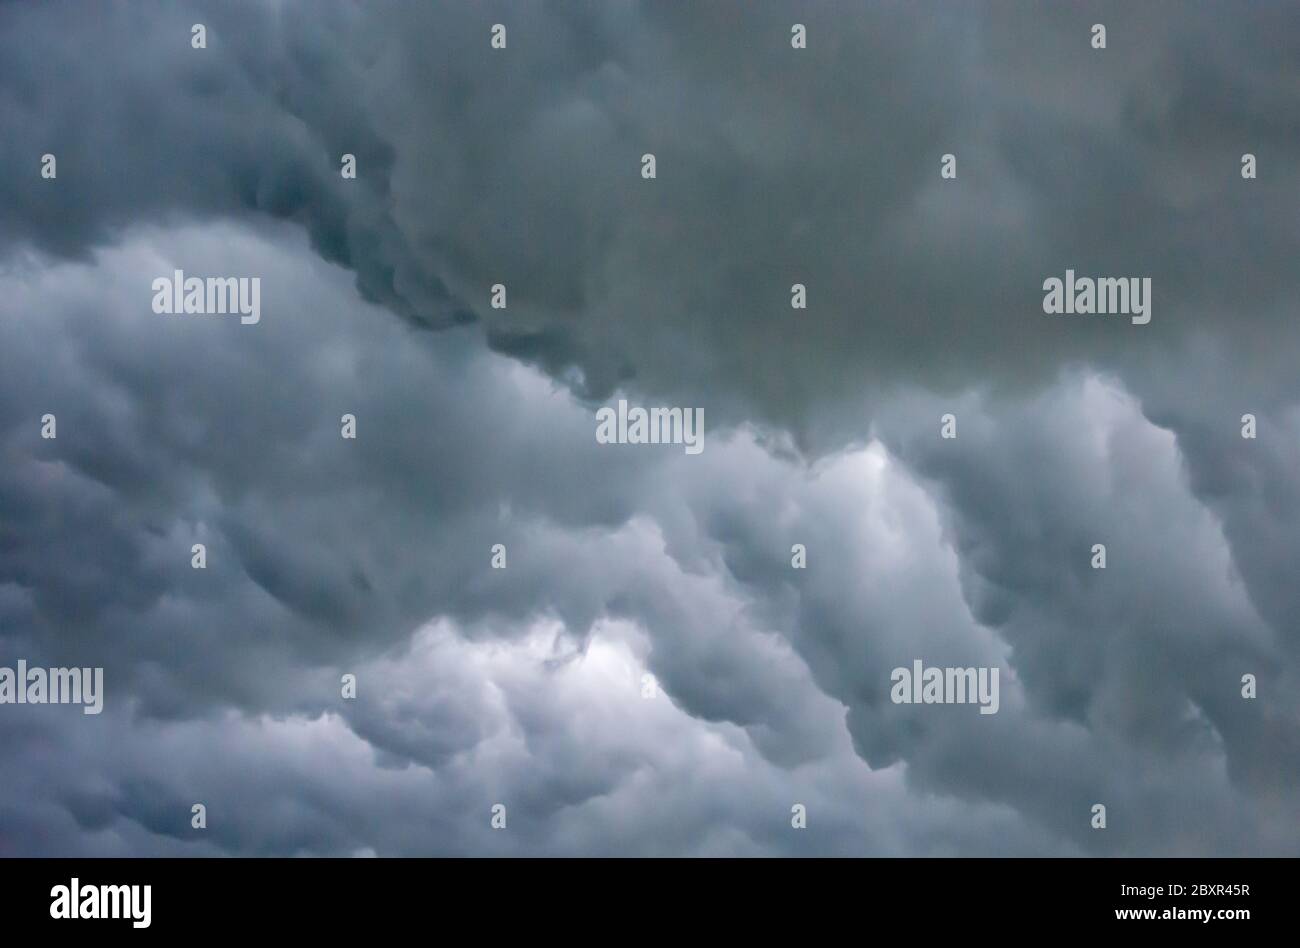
[5,1,1298,439]
[0,1,1297,856]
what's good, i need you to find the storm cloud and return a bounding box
[0,1,1297,856]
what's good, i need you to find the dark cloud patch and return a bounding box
[4,2,1298,442]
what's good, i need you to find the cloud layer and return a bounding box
[1,1,1297,856]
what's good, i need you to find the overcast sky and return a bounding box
[1,1,1298,856]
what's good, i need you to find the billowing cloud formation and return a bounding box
[6,1,1300,435]
[1,2,1298,856]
